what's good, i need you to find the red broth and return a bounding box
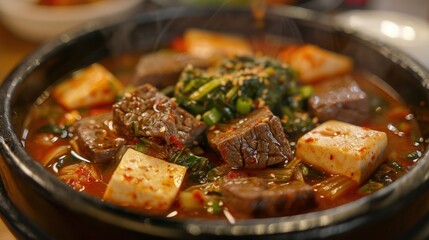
[21,35,424,220]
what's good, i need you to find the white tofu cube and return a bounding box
[278,45,353,84]
[103,149,187,210]
[53,64,123,110]
[296,120,387,184]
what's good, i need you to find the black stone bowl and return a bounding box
[1,6,429,240]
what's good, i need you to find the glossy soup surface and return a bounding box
[21,31,425,220]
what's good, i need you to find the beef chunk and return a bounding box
[133,52,210,88]
[222,177,316,217]
[72,113,125,163]
[113,84,206,148]
[309,76,369,125]
[207,106,293,169]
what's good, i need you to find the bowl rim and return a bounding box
[1,5,429,238]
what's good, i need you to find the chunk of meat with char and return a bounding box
[113,84,206,148]
[207,106,293,169]
[222,177,316,218]
[309,76,369,125]
[72,112,125,163]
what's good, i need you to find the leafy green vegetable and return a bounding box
[281,107,317,142]
[170,148,214,183]
[134,136,213,183]
[280,81,317,141]
[206,164,231,182]
[133,138,171,160]
[371,161,406,185]
[175,56,297,126]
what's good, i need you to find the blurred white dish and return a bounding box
[336,10,429,68]
[0,0,143,42]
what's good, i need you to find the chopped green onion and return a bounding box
[183,79,200,93]
[299,85,313,99]
[189,78,223,101]
[202,108,222,126]
[226,85,239,100]
[236,97,253,115]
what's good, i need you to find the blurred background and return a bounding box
[0,0,428,239]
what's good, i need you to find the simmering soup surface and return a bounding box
[22,29,425,220]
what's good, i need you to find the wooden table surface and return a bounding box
[0,21,38,240]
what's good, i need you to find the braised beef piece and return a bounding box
[72,113,125,163]
[222,177,316,217]
[309,76,369,125]
[113,83,206,148]
[133,52,210,88]
[207,106,293,169]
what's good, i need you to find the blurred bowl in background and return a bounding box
[0,0,143,42]
[336,10,429,68]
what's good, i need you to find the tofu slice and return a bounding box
[296,120,387,184]
[184,28,253,59]
[103,149,187,211]
[277,45,353,84]
[53,63,123,110]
